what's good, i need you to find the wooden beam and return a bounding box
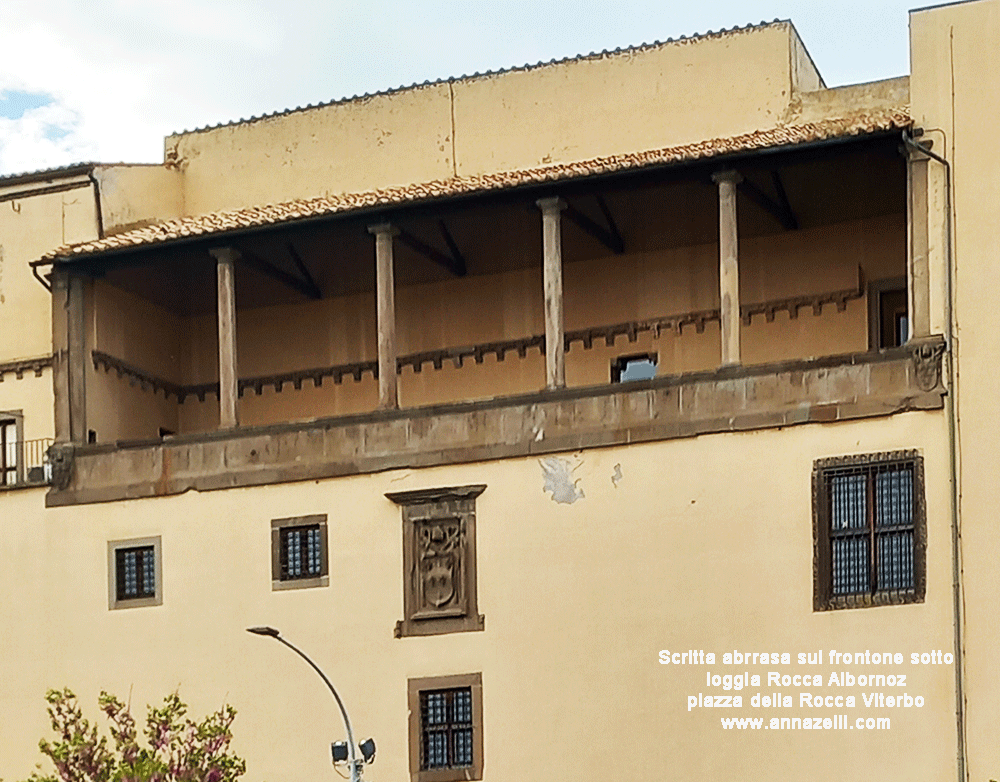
[537,197,566,389]
[437,220,468,276]
[369,223,399,409]
[211,248,240,428]
[563,200,625,255]
[712,171,742,366]
[67,273,88,444]
[595,195,625,253]
[770,170,799,230]
[233,245,321,299]
[287,243,322,298]
[51,271,71,443]
[737,176,798,231]
[397,228,466,277]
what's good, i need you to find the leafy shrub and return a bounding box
[19,688,246,782]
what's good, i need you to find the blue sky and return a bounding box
[0,0,928,176]
[0,91,53,120]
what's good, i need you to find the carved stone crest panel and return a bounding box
[386,485,486,638]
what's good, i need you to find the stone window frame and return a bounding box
[107,536,162,610]
[271,514,329,591]
[408,672,484,782]
[812,451,926,611]
[0,409,25,486]
[386,485,486,638]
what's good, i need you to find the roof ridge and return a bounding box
[167,20,791,139]
[43,106,910,264]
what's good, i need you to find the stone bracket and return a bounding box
[907,334,946,392]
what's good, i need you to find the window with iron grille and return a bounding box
[271,515,328,590]
[108,537,162,609]
[813,452,925,610]
[116,546,156,600]
[408,674,482,782]
[421,688,473,770]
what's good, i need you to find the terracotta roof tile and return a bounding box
[43,107,910,263]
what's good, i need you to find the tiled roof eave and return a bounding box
[40,108,911,265]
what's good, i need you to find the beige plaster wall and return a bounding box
[0,413,956,782]
[88,281,183,443]
[0,182,96,362]
[0,371,55,443]
[910,1,1000,779]
[166,24,814,215]
[93,165,184,236]
[167,82,456,216]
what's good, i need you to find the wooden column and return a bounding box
[211,248,240,429]
[51,271,71,443]
[907,150,931,340]
[67,273,88,444]
[712,171,743,366]
[369,223,399,409]
[537,197,567,389]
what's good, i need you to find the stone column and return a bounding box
[51,270,71,444]
[712,171,743,366]
[537,197,567,389]
[369,223,399,409]
[907,150,931,340]
[211,248,240,429]
[67,273,88,444]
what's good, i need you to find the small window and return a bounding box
[1,418,18,486]
[612,353,657,383]
[868,278,908,349]
[271,515,328,590]
[813,452,925,610]
[108,537,162,609]
[408,674,483,782]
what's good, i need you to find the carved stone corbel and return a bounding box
[907,335,946,392]
[47,442,75,491]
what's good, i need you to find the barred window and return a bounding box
[108,537,162,609]
[421,688,474,770]
[116,546,156,600]
[280,525,322,580]
[408,673,482,782]
[813,452,925,610]
[271,515,328,590]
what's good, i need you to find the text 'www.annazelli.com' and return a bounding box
[721,716,890,730]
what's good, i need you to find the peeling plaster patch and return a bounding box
[612,463,623,488]
[541,457,584,504]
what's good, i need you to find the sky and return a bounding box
[0,0,928,177]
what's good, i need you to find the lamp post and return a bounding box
[246,626,371,782]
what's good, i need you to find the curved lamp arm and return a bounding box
[247,626,360,781]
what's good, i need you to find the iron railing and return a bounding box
[1,438,53,488]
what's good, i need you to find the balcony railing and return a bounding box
[1,438,54,488]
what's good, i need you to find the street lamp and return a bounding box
[246,626,374,782]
